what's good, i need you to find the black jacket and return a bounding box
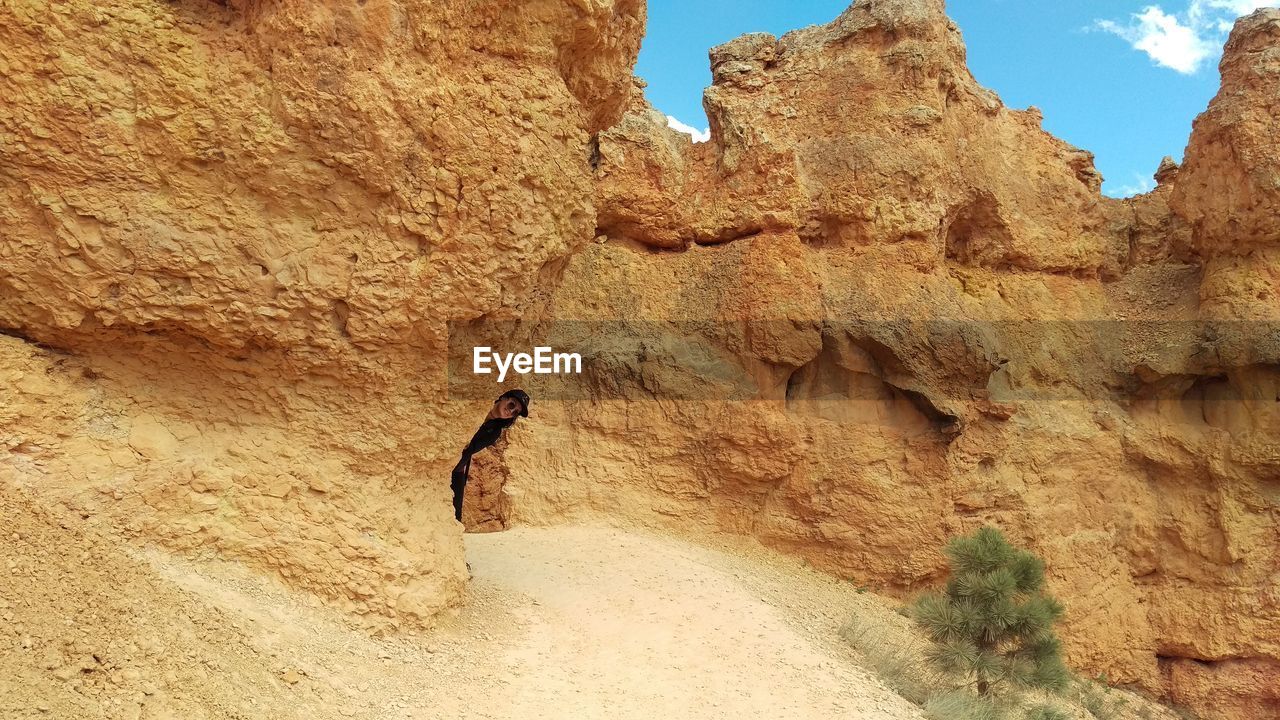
[463,417,516,457]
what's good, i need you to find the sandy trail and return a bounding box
[165,525,921,720]
[457,527,920,720]
[6,493,923,720]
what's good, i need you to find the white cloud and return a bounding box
[1096,6,1217,73]
[1108,172,1157,199]
[1096,1,1280,74]
[666,115,711,143]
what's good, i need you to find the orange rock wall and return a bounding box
[1,1,1276,718]
[0,0,643,630]
[499,5,1279,718]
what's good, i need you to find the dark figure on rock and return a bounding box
[451,389,529,522]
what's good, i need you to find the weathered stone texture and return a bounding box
[0,0,643,629]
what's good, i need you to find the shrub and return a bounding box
[1073,680,1115,720]
[841,614,938,706]
[923,690,1004,720]
[1025,704,1069,720]
[912,526,1071,698]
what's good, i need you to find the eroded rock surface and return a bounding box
[0,0,643,629]
[507,5,1279,718]
[596,0,1116,274]
[1172,10,1280,259]
[1,2,1277,719]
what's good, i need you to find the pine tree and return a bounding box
[912,526,1071,698]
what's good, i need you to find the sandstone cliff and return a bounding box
[499,4,1278,718]
[1,1,1277,719]
[0,0,643,630]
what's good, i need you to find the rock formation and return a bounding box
[503,3,1278,717]
[1,1,1276,719]
[0,0,644,630]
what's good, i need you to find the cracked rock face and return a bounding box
[595,0,1115,275]
[517,4,1278,718]
[1172,9,1280,260]
[0,0,643,630]
[1,1,1277,718]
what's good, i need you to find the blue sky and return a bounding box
[636,0,1279,197]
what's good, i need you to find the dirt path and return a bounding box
[5,490,923,720]
[455,526,922,720]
